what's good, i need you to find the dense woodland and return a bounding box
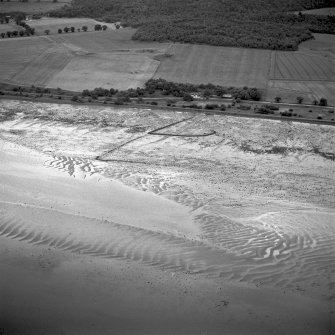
[48,0,335,50]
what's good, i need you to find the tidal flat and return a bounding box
[0,99,334,334]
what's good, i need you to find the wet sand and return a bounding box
[0,100,334,334]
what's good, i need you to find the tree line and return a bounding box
[79,79,262,102]
[48,0,335,50]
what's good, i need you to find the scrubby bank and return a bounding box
[49,0,335,50]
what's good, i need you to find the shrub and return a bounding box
[71,95,79,102]
[317,115,322,119]
[319,98,328,106]
[296,96,303,104]
[183,93,194,101]
[280,111,292,117]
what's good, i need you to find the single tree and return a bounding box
[58,28,62,34]
[44,29,50,35]
[0,32,5,38]
[274,96,281,103]
[6,31,11,38]
[183,93,194,102]
[296,96,303,104]
[319,98,328,106]
[82,25,88,32]
[203,89,212,99]
[63,27,69,33]
[70,26,75,33]
[102,25,107,31]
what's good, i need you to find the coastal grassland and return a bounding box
[154,44,271,89]
[0,0,70,14]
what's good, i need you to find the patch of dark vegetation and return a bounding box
[49,0,335,50]
[239,143,306,155]
[144,79,262,101]
[8,129,26,136]
[239,143,335,160]
[125,126,147,133]
[0,109,17,122]
[79,79,262,101]
[311,146,335,160]
[0,12,36,38]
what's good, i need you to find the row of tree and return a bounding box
[56,24,108,34]
[79,79,262,102]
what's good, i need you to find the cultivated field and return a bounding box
[0,0,70,14]
[154,44,271,89]
[271,51,335,81]
[265,34,335,104]
[0,27,334,104]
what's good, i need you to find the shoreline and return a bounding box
[1,95,335,127]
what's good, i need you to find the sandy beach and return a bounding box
[0,99,334,334]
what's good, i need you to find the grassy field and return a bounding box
[0,27,170,90]
[0,23,24,34]
[28,17,117,35]
[48,53,159,91]
[299,7,335,15]
[154,44,271,89]
[0,37,53,84]
[266,80,335,106]
[299,33,335,56]
[0,0,70,14]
